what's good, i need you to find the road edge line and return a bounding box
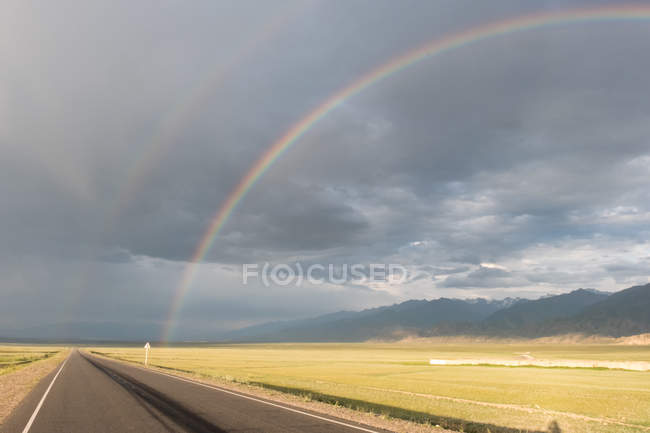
[158,372,383,433]
[20,354,69,433]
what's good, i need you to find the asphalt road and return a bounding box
[2,350,393,433]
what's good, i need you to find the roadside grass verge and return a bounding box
[245,380,549,433]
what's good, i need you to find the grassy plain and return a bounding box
[90,343,650,433]
[0,346,60,375]
[0,345,65,424]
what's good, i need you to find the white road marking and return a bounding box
[21,355,69,433]
[93,354,384,433]
[157,372,384,433]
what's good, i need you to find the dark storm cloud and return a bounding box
[1,0,649,337]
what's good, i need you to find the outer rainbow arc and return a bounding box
[105,1,313,231]
[162,5,650,342]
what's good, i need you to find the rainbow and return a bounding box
[162,5,650,342]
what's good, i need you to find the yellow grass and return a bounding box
[0,346,66,424]
[89,343,650,433]
[0,345,61,375]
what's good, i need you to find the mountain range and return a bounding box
[2,283,648,342]
[226,283,650,342]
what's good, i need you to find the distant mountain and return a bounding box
[479,288,610,334]
[225,297,518,342]
[542,283,650,337]
[224,307,392,340]
[226,284,650,341]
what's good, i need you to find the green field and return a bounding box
[89,343,650,433]
[0,346,60,375]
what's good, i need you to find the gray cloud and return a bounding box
[1,0,649,338]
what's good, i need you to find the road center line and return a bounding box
[21,355,69,433]
[93,355,384,433]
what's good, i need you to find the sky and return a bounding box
[1,0,649,340]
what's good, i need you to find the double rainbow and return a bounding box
[162,5,650,342]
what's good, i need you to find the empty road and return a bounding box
[2,350,392,433]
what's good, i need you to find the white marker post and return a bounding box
[144,342,151,367]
